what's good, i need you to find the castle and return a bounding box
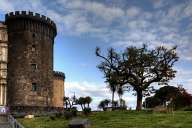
[0,11,65,112]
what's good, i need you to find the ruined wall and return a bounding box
[5,11,57,107]
[0,22,8,106]
[52,71,65,108]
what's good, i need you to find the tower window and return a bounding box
[32,44,36,51]
[32,83,37,91]
[31,64,37,71]
[32,33,36,38]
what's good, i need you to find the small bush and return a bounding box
[83,108,91,115]
[50,116,55,120]
[64,111,73,120]
[183,106,192,111]
[55,112,62,118]
[70,107,78,116]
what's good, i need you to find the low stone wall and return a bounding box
[8,106,64,117]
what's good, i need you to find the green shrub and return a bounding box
[55,112,62,118]
[70,107,78,116]
[183,106,192,111]
[64,111,73,120]
[49,116,55,120]
[83,108,91,115]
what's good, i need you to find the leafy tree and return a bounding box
[103,99,111,107]
[77,97,86,110]
[154,86,180,106]
[96,47,125,109]
[113,101,119,108]
[98,99,111,111]
[98,100,105,111]
[85,96,92,108]
[143,85,192,109]
[172,86,192,109]
[64,96,70,109]
[119,98,127,108]
[143,96,161,108]
[77,96,93,111]
[96,45,178,111]
[64,96,77,109]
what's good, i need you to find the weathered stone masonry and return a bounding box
[0,11,65,111]
[53,71,65,108]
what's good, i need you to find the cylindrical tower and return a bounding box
[5,11,57,110]
[53,71,65,108]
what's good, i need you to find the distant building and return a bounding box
[0,11,65,112]
[0,22,8,106]
[53,71,65,108]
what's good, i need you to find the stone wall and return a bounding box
[0,22,8,106]
[5,12,57,108]
[52,71,65,108]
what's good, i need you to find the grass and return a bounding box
[18,111,192,128]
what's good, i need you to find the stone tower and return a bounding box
[53,71,65,108]
[5,11,57,110]
[0,22,8,106]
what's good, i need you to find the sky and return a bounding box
[0,0,192,110]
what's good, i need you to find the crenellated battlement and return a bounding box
[5,11,56,29]
[53,71,65,80]
[5,11,57,38]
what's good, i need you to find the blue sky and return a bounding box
[0,0,192,110]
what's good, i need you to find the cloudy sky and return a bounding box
[0,0,192,110]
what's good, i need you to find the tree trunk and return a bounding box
[119,95,122,107]
[136,90,143,111]
[65,103,68,109]
[81,104,83,110]
[111,92,115,111]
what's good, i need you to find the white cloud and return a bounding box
[126,7,140,17]
[151,0,170,9]
[65,81,110,98]
[65,81,136,110]
[184,2,192,17]
[64,0,125,22]
[0,0,14,12]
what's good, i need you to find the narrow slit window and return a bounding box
[32,44,36,51]
[32,83,37,91]
[31,64,37,71]
[32,33,36,38]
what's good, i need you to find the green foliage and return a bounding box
[70,107,78,116]
[155,86,180,104]
[83,107,92,115]
[119,98,127,109]
[55,113,62,118]
[49,116,55,120]
[96,44,179,110]
[183,106,192,111]
[98,99,111,111]
[143,97,161,108]
[112,101,119,108]
[64,111,73,120]
[64,96,77,109]
[77,96,93,112]
[85,96,92,108]
[144,85,192,109]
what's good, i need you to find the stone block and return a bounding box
[69,118,91,128]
